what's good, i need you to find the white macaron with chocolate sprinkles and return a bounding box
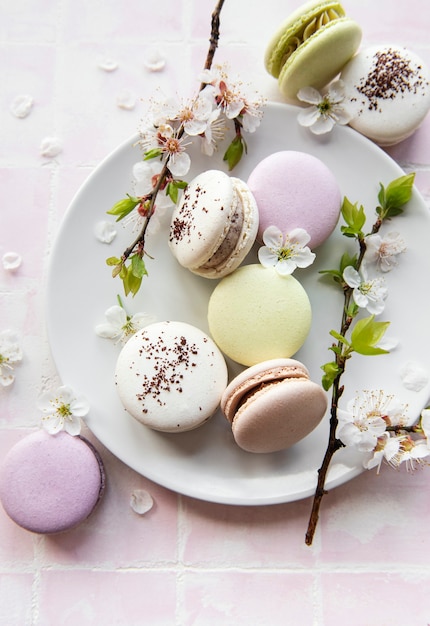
[115,320,228,432]
[340,44,430,145]
[168,169,259,279]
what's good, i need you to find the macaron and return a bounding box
[265,0,362,102]
[207,264,312,367]
[115,320,228,432]
[247,151,342,248]
[340,45,430,146]
[168,169,259,279]
[221,358,328,453]
[0,430,105,534]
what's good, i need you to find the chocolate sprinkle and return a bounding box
[134,332,199,413]
[356,48,428,112]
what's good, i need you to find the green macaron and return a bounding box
[265,0,362,102]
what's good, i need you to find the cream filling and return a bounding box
[281,8,342,65]
[201,194,244,270]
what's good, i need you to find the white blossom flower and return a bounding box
[0,330,22,387]
[364,232,406,272]
[297,80,353,135]
[389,435,430,471]
[159,131,191,177]
[200,64,264,132]
[95,305,156,344]
[258,225,316,275]
[132,160,173,210]
[363,432,401,472]
[38,385,89,436]
[199,108,227,156]
[343,265,388,315]
[337,390,408,453]
[420,408,430,440]
[174,93,213,136]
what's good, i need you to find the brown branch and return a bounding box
[305,216,385,545]
[204,0,226,71]
[305,377,345,545]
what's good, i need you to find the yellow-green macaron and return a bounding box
[265,0,362,102]
[207,264,312,367]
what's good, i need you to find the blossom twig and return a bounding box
[305,173,415,545]
[107,0,227,297]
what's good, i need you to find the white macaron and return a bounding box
[168,170,259,278]
[115,321,228,432]
[340,45,430,145]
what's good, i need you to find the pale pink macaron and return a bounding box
[0,430,105,534]
[221,358,328,453]
[247,150,342,248]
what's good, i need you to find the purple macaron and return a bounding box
[247,150,342,248]
[0,430,105,534]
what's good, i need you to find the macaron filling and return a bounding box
[200,189,244,271]
[233,376,308,416]
[224,365,309,419]
[279,7,344,69]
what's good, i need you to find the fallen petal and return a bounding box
[2,251,22,271]
[94,220,117,244]
[130,489,154,515]
[97,56,118,72]
[10,94,34,118]
[40,137,62,158]
[143,49,166,72]
[116,90,136,110]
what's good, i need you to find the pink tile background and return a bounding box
[1,0,430,624]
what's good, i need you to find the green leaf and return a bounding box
[377,173,415,220]
[350,315,390,356]
[106,256,121,266]
[130,254,147,279]
[223,136,244,170]
[143,148,162,161]
[339,251,358,274]
[319,268,344,283]
[166,180,188,204]
[106,256,122,277]
[321,361,342,391]
[345,301,360,318]
[341,198,366,237]
[123,265,142,297]
[329,330,350,347]
[166,182,178,204]
[107,195,140,221]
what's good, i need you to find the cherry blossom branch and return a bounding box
[305,174,415,545]
[122,0,226,267]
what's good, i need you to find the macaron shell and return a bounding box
[278,18,362,101]
[221,358,310,422]
[194,177,259,279]
[207,265,312,367]
[265,0,346,78]
[340,46,430,146]
[169,170,236,270]
[115,321,228,432]
[0,430,105,534]
[231,378,328,453]
[247,151,341,248]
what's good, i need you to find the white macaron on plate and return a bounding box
[47,102,430,505]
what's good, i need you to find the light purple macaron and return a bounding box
[0,430,105,534]
[247,150,342,248]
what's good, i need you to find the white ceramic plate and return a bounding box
[46,102,430,505]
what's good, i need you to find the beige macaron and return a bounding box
[221,358,328,453]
